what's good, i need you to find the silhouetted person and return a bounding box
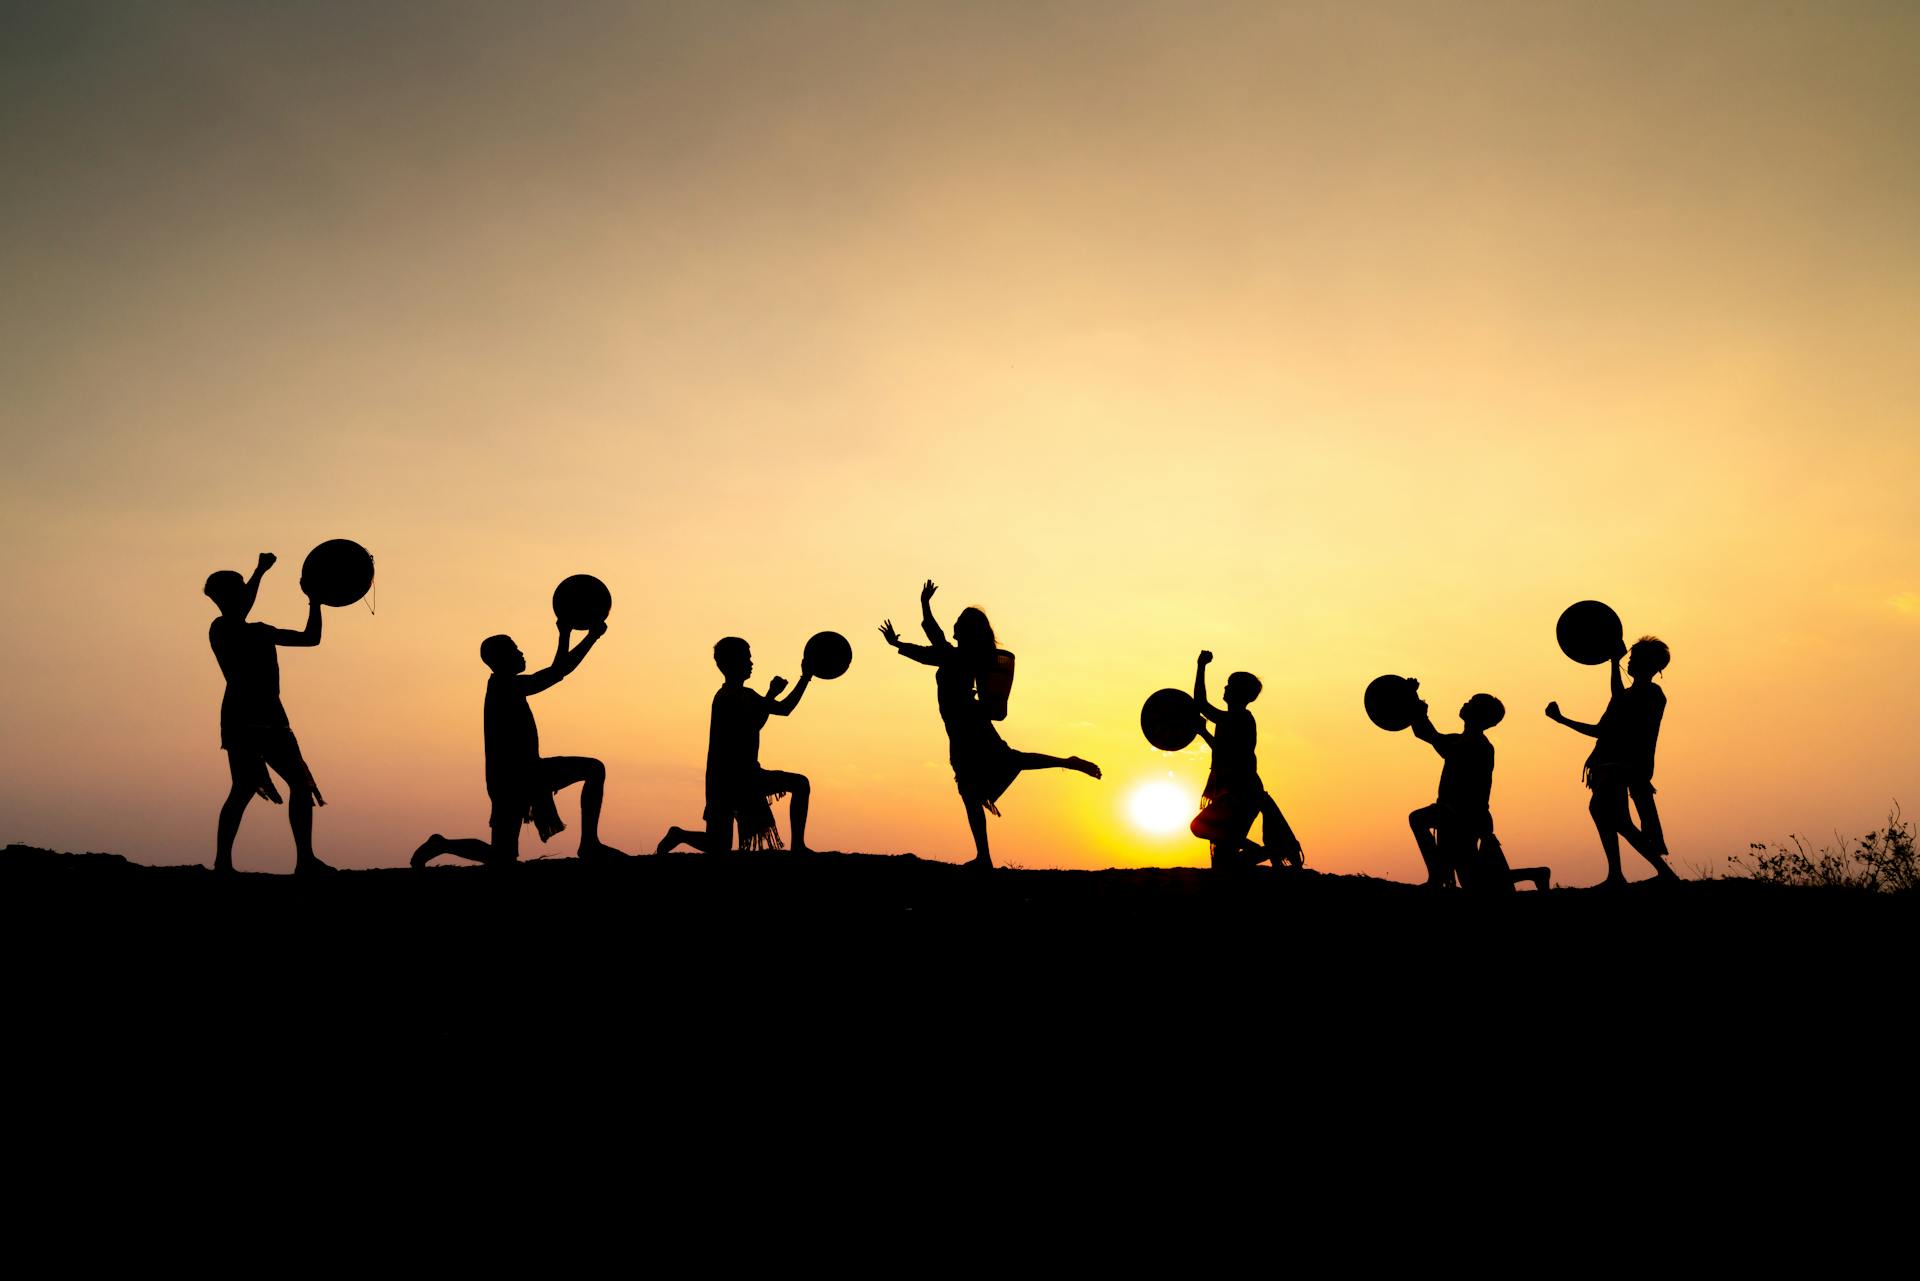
[1190,651,1303,870]
[412,621,629,867]
[206,552,331,874]
[1407,692,1549,892]
[881,580,1100,869]
[657,637,813,854]
[1547,635,1676,886]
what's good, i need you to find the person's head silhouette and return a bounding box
[1461,693,1505,731]
[203,570,249,618]
[714,636,753,681]
[953,607,995,661]
[1224,672,1263,710]
[1628,636,1670,680]
[480,634,525,674]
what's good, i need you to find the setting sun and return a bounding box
[1128,779,1194,836]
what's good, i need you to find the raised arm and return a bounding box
[1544,700,1600,737]
[239,552,274,620]
[766,671,813,716]
[1192,651,1222,723]
[918,578,947,647]
[523,620,605,695]
[269,571,322,647]
[880,620,941,666]
[1609,648,1627,699]
[1409,701,1449,757]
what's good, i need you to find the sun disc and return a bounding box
[1128,780,1192,835]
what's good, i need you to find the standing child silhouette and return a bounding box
[412,621,628,866]
[205,552,331,874]
[881,580,1100,869]
[657,637,814,854]
[1189,650,1303,869]
[1547,636,1676,886]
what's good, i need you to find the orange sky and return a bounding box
[3,2,1916,880]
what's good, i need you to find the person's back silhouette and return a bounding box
[1547,636,1676,886]
[881,580,1100,869]
[1189,651,1303,870]
[413,620,629,867]
[1407,691,1549,891]
[657,637,815,854]
[205,552,332,874]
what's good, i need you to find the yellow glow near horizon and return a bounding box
[1128,778,1195,837]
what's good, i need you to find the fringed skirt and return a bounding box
[707,769,790,851]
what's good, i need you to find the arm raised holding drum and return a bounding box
[1191,652,1218,744]
[521,618,607,696]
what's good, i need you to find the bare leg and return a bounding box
[1589,791,1629,885]
[656,825,717,854]
[215,782,251,873]
[963,795,991,867]
[762,771,812,853]
[1408,806,1452,888]
[706,811,734,855]
[1012,751,1102,779]
[413,834,508,865]
[290,793,332,874]
[544,757,627,858]
[1510,867,1551,891]
[1626,783,1676,878]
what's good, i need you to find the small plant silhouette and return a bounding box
[1729,804,1915,893]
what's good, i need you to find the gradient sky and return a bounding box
[3,1,1916,879]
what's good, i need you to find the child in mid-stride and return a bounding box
[1190,650,1303,870]
[1547,635,1676,886]
[657,637,813,854]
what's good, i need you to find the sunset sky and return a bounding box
[3,2,1916,881]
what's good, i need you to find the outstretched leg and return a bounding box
[657,824,718,854]
[414,819,520,867]
[1011,751,1102,779]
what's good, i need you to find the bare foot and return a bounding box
[295,855,336,875]
[1068,757,1102,780]
[580,842,633,862]
[411,835,442,869]
[656,827,692,855]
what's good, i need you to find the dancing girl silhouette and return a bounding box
[881,580,1100,869]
